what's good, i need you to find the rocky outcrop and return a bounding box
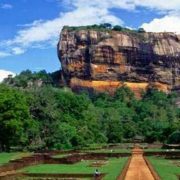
[58,27,180,96]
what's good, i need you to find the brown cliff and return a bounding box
[58,27,180,96]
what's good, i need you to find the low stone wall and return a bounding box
[0,152,130,176]
[147,143,163,149]
[1,172,106,180]
[0,154,44,173]
[87,152,130,158]
[45,152,130,164]
[23,172,105,178]
[44,153,83,164]
[144,151,180,159]
[36,149,80,155]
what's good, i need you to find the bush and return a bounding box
[167,131,180,144]
[113,25,123,31]
[138,28,146,33]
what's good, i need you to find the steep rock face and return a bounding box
[58,28,180,96]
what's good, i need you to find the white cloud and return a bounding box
[0,70,15,82]
[1,4,122,57]
[1,3,13,9]
[0,51,10,58]
[134,0,180,11]
[0,0,180,57]
[64,0,135,10]
[65,0,180,12]
[141,14,180,33]
[12,47,25,55]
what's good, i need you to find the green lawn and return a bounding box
[21,157,128,180]
[0,152,31,166]
[52,154,71,158]
[148,156,180,180]
[144,148,180,152]
[83,143,107,150]
[82,148,131,153]
[52,153,86,158]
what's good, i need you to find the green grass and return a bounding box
[144,148,180,152]
[52,154,71,158]
[148,156,180,180]
[82,143,107,150]
[52,153,86,158]
[0,152,31,165]
[82,148,131,153]
[21,157,128,180]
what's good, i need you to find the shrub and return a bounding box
[113,25,123,31]
[167,131,180,144]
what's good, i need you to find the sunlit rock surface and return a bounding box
[58,27,180,96]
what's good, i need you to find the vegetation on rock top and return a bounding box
[62,23,146,39]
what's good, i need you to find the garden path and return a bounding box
[124,147,154,180]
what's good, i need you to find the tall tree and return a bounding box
[0,84,32,151]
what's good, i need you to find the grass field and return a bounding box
[148,156,180,180]
[52,154,71,158]
[21,157,128,180]
[144,148,180,152]
[0,152,31,166]
[82,148,131,153]
[52,152,86,158]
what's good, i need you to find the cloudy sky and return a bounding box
[0,0,180,80]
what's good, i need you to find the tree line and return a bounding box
[0,70,179,151]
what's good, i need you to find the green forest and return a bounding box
[0,70,180,151]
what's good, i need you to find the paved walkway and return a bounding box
[124,147,154,180]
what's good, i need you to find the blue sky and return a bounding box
[0,0,180,80]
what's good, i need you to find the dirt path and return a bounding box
[0,170,17,177]
[124,147,154,180]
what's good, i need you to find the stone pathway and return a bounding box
[124,147,154,180]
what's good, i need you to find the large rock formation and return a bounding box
[58,27,180,96]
